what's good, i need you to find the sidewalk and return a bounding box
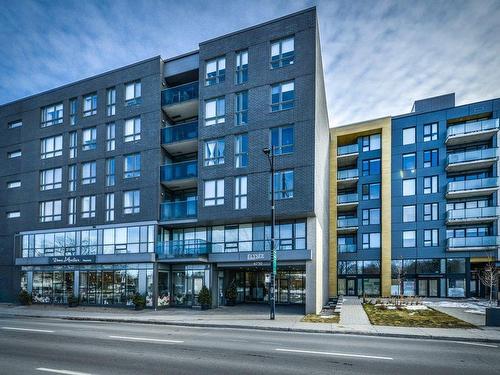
[1,303,500,343]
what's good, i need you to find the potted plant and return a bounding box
[67,293,79,308]
[132,293,146,311]
[198,285,212,310]
[225,282,237,306]
[18,289,32,306]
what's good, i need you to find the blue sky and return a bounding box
[1,0,499,126]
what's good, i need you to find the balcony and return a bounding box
[160,198,197,222]
[337,144,359,167]
[337,218,358,234]
[446,177,499,198]
[446,148,497,172]
[160,160,197,189]
[157,239,210,261]
[447,236,500,252]
[337,168,359,189]
[337,244,357,253]
[161,81,199,121]
[446,118,499,146]
[446,207,499,225]
[161,121,198,155]
[337,193,359,212]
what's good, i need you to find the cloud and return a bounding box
[0,0,499,126]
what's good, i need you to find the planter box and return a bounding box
[486,307,500,326]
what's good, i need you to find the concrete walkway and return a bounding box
[339,297,371,326]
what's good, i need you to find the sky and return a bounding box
[1,0,499,126]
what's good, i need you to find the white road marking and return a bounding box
[109,335,184,343]
[2,326,54,333]
[449,341,498,348]
[36,368,94,375]
[275,348,393,360]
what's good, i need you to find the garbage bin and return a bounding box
[486,307,500,326]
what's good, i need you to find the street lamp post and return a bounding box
[263,147,276,320]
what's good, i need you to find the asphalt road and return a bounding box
[0,316,498,375]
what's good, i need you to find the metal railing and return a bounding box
[157,239,210,258]
[447,148,497,164]
[447,207,499,221]
[337,193,358,204]
[447,118,499,138]
[337,169,359,180]
[161,81,199,106]
[160,160,197,181]
[338,144,358,156]
[161,121,198,144]
[447,236,500,248]
[447,177,499,192]
[160,198,198,221]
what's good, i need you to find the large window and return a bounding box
[82,127,97,151]
[235,134,248,168]
[204,139,225,166]
[124,117,141,142]
[205,56,226,86]
[423,149,439,168]
[274,170,294,200]
[424,203,439,221]
[362,183,380,200]
[40,168,62,191]
[235,50,248,84]
[424,229,439,247]
[402,205,416,222]
[124,153,141,178]
[204,179,224,206]
[81,161,96,185]
[41,135,63,159]
[69,98,77,125]
[270,125,294,155]
[362,134,381,151]
[402,230,416,247]
[106,158,115,186]
[402,153,416,171]
[271,81,294,111]
[362,233,381,249]
[362,158,381,176]
[235,91,248,125]
[39,200,62,222]
[106,123,115,151]
[41,103,63,127]
[402,127,415,145]
[83,93,97,117]
[424,175,438,194]
[235,176,248,210]
[402,178,416,196]
[362,208,380,225]
[123,190,140,214]
[271,36,294,68]
[106,87,116,116]
[125,81,141,104]
[68,164,76,192]
[424,122,438,142]
[105,193,114,222]
[81,196,96,218]
[205,97,225,125]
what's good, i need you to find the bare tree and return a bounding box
[479,255,499,305]
[393,257,406,298]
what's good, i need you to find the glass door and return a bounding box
[347,279,356,296]
[418,280,428,297]
[429,279,438,297]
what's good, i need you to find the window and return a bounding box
[362,134,381,151]
[106,123,115,151]
[424,229,439,247]
[123,190,140,214]
[270,125,294,155]
[40,168,62,191]
[402,205,416,222]
[39,200,62,222]
[83,93,97,116]
[7,180,21,189]
[205,57,226,86]
[204,139,225,166]
[424,122,438,142]
[124,117,141,142]
[81,196,96,218]
[362,233,381,249]
[205,97,225,125]
[69,131,77,158]
[82,127,97,150]
[124,153,141,178]
[125,80,141,103]
[362,183,380,200]
[68,164,76,192]
[204,179,224,206]
[423,149,439,168]
[274,170,294,200]
[402,153,416,171]
[41,103,63,127]
[235,91,248,125]
[424,203,439,221]
[106,158,115,186]
[8,120,22,129]
[362,158,381,176]
[271,81,294,111]
[271,36,294,68]
[235,176,248,210]
[7,211,20,219]
[69,98,77,125]
[235,134,248,168]
[40,135,63,159]
[105,193,115,222]
[8,150,22,159]
[402,230,416,247]
[362,208,380,225]
[402,127,415,145]
[81,161,96,184]
[403,178,416,196]
[106,87,116,116]
[235,50,248,84]
[424,175,438,194]
[68,198,76,225]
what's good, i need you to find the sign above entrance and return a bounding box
[49,255,96,265]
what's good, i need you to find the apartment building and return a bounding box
[0,7,330,314]
[330,94,500,299]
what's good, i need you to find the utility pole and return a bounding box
[263,147,276,320]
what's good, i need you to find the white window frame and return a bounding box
[204,139,225,166]
[106,123,115,151]
[205,57,226,86]
[270,81,294,112]
[41,103,63,127]
[105,193,115,222]
[68,197,76,225]
[123,153,141,178]
[81,196,96,218]
[270,36,294,69]
[81,161,97,185]
[235,176,248,210]
[235,134,248,168]
[123,190,140,214]
[235,91,248,125]
[107,87,116,116]
[205,97,225,126]
[40,135,63,159]
[83,93,97,117]
[124,117,141,142]
[40,168,62,191]
[39,200,62,222]
[68,164,76,192]
[82,127,97,151]
[235,50,248,84]
[125,81,141,103]
[106,158,115,186]
[204,179,224,206]
[402,178,416,196]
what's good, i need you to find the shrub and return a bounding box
[198,286,212,309]
[18,289,32,305]
[67,294,79,307]
[132,293,146,310]
[225,282,237,305]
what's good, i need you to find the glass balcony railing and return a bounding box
[447,148,497,164]
[160,199,198,221]
[337,169,359,180]
[338,144,359,156]
[337,193,359,204]
[447,236,500,248]
[447,177,499,192]
[337,218,358,228]
[161,81,199,106]
[447,207,499,221]
[161,121,198,144]
[160,160,197,181]
[157,239,210,258]
[337,244,357,253]
[447,118,499,138]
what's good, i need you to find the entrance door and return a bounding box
[347,279,356,296]
[418,280,428,297]
[418,279,439,297]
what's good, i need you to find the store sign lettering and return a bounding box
[49,256,96,264]
[247,253,265,261]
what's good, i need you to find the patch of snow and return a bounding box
[464,309,486,315]
[405,305,428,311]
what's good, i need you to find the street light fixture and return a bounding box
[263,147,276,320]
